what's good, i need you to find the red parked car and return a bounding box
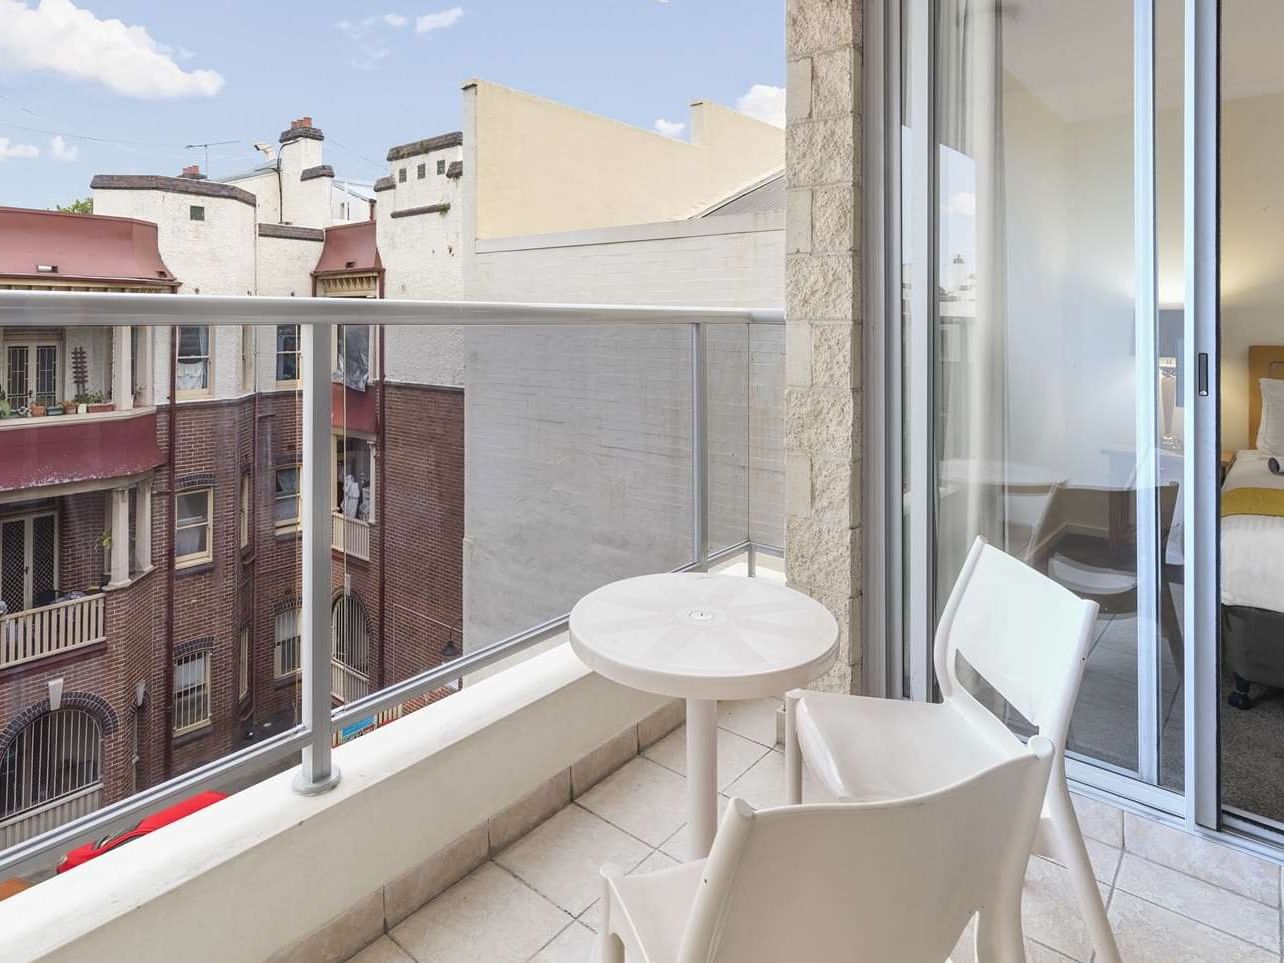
[56,791,227,873]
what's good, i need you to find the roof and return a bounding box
[386,131,463,162]
[0,207,177,287]
[313,220,381,275]
[90,174,257,207]
[700,172,785,217]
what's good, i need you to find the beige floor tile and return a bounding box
[948,919,1079,963]
[716,698,783,748]
[1109,891,1277,963]
[1114,854,1280,952]
[1124,813,1280,905]
[530,921,597,963]
[721,747,835,810]
[1039,837,1122,885]
[1018,856,1097,961]
[657,796,729,862]
[577,756,687,847]
[495,804,651,917]
[1070,792,1123,848]
[389,862,571,963]
[643,724,771,790]
[578,848,681,933]
[345,936,415,963]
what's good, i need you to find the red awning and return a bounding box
[0,207,176,287]
[0,411,165,493]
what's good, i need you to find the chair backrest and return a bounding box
[677,738,1055,963]
[934,537,1099,745]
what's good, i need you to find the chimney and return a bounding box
[291,116,314,130]
[179,164,205,180]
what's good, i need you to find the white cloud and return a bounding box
[351,45,391,71]
[653,118,686,139]
[946,191,975,217]
[0,0,224,99]
[0,137,40,160]
[49,134,77,161]
[416,7,463,33]
[382,12,407,27]
[735,84,786,128]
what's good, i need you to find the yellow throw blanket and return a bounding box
[1223,487,1284,518]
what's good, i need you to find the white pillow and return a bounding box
[1258,378,1284,454]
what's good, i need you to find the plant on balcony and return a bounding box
[74,390,113,414]
[30,402,47,417]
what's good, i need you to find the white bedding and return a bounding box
[1221,449,1284,613]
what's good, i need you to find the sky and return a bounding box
[0,0,786,210]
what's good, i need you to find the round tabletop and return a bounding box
[569,573,839,701]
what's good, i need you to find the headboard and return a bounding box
[1248,345,1284,445]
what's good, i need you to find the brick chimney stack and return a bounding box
[291,116,314,130]
[179,164,205,180]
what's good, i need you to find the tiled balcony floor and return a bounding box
[348,699,1284,963]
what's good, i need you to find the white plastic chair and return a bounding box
[784,536,1120,963]
[597,737,1054,962]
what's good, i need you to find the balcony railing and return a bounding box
[0,784,102,850]
[0,593,106,671]
[331,512,371,561]
[0,289,784,884]
[331,659,371,705]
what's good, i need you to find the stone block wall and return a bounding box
[785,0,863,693]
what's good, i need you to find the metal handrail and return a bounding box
[0,288,784,876]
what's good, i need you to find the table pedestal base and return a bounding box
[686,697,718,859]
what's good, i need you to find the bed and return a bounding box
[1222,345,1284,709]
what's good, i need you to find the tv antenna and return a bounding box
[184,140,237,175]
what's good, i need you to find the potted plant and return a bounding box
[75,390,113,414]
[47,402,65,416]
[30,402,47,417]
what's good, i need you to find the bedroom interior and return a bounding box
[914,0,1284,848]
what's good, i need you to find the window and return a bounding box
[397,167,406,183]
[333,324,372,389]
[275,324,300,385]
[416,162,426,179]
[274,608,301,678]
[241,325,255,392]
[331,593,371,703]
[173,650,211,734]
[189,205,205,221]
[5,342,59,409]
[176,326,211,398]
[1,709,102,819]
[274,467,300,531]
[238,626,250,701]
[175,489,213,566]
[334,437,374,522]
[239,473,250,548]
[436,159,446,175]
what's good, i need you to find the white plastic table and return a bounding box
[569,573,838,858]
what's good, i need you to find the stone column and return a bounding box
[785,0,862,693]
[135,478,153,572]
[107,487,131,588]
[113,326,133,411]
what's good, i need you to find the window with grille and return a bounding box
[0,708,102,820]
[331,593,371,702]
[4,342,59,408]
[189,205,205,221]
[175,489,212,566]
[275,324,300,385]
[398,167,406,183]
[0,511,57,611]
[173,650,211,734]
[176,326,211,397]
[416,163,426,179]
[436,159,446,175]
[238,626,250,702]
[274,608,301,678]
[274,467,300,531]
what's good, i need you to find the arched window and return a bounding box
[331,593,371,704]
[1,708,103,822]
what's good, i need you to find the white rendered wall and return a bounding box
[461,216,784,648]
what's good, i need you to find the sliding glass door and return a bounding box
[887,0,1198,811]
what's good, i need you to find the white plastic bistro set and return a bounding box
[569,538,1120,963]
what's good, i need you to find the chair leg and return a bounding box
[784,690,802,805]
[598,933,625,963]
[974,892,1026,963]
[598,866,625,963]
[1046,780,1121,963]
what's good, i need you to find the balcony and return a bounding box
[0,593,106,671]
[0,406,163,495]
[332,513,372,561]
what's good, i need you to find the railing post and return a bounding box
[691,322,709,571]
[294,322,341,796]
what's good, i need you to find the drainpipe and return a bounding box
[377,317,387,690]
[163,327,178,779]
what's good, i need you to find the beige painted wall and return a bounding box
[464,80,783,239]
